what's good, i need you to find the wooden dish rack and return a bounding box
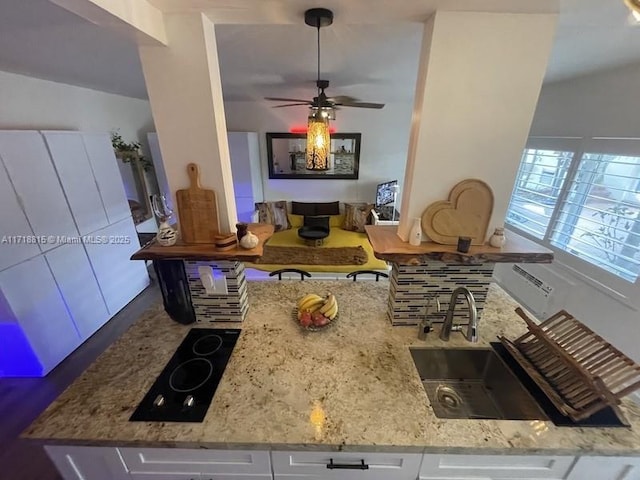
[499,308,640,422]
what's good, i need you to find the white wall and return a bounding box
[530,62,640,138]
[398,11,557,241]
[0,69,157,214]
[224,101,412,206]
[0,70,154,143]
[496,63,640,362]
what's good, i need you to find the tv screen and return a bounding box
[376,180,398,207]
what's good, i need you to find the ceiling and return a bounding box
[0,0,638,101]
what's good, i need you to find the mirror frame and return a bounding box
[266,132,361,180]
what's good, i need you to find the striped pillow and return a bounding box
[255,201,291,231]
[343,203,374,233]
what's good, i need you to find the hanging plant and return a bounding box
[110,130,154,172]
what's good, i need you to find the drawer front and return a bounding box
[420,454,575,479]
[567,456,640,480]
[130,475,272,480]
[272,451,423,480]
[45,446,129,480]
[119,448,271,475]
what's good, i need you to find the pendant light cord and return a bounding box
[316,20,321,97]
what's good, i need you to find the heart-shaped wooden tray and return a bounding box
[421,179,494,245]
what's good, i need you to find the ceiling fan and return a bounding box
[264,8,385,116]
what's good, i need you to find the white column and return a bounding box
[138,13,238,233]
[398,11,557,241]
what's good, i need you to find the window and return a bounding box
[506,139,640,283]
[506,148,573,239]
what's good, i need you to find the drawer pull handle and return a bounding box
[326,459,369,470]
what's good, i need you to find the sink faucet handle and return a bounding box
[418,295,442,341]
[425,295,441,317]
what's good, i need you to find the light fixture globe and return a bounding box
[306,109,330,170]
[625,0,640,20]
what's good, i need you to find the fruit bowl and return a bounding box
[294,293,339,331]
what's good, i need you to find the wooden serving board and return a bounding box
[421,179,493,245]
[176,163,219,244]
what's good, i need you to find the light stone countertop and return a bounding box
[24,281,640,455]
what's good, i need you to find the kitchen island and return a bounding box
[24,281,640,478]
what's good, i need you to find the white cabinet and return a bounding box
[0,159,40,271]
[567,456,640,480]
[83,132,131,224]
[43,131,109,235]
[45,446,130,480]
[271,451,422,480]
[85,217,149,315]
[0,130,77,252]
[0,129,149,377]
[419,454,575,479]
[228,132,263,223]
[0,255,79,376]
[45,243,109,341]
[119,447,271,477]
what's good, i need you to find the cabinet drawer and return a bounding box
[272,451,422,480]
[45,446,129,480]
[118,448,271,475]
[420,454,575,479]
[567,456,640,480]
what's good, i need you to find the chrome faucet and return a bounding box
[439,287,478,343]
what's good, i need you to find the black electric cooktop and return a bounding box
[130,328,240,422]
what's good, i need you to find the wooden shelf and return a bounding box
[131,223,274,261]
[364,225,553,265]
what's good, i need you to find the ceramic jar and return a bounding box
[409,217,423,246]
[156,221,178,246]
[489,227,506,248]
[236,222,249,242]
[239,231,259,249]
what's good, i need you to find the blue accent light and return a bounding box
[0,323,43,377]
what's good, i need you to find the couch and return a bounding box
[249,201,388,273]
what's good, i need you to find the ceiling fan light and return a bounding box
[625,0,640,18]
[306,111,330,171]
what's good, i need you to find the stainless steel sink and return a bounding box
[410,348,548,420]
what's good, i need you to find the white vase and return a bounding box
[489,227,506,248]
[409,217,422,246]
[156,221,177,246]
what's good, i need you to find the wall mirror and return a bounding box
[266,132,361,179]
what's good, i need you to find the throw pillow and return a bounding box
[343,203,374,233]
[329,214,345,228]
[255,201,291,231]
[288,213,304,228]
[291,201,340,216]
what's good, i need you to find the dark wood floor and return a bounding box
[0,280,161,480]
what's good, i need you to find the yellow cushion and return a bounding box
[249,227,388,273]
[288,214,304,228]
[329,214,345,228]
[288,213,344,228]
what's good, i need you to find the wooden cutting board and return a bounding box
[176,163,219,244]
[421,179,494,245]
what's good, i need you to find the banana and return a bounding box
[320,294,338,320]
[319,294,335,315]
[326,300,338,320]
[297,293,322,309]
[297,299,325,319]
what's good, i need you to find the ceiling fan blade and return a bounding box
[272,103,312,108]
[335,101,385,109]
[265,97,312,104]
[327,95,359,104]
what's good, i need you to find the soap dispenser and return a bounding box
[418,295,441,340]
